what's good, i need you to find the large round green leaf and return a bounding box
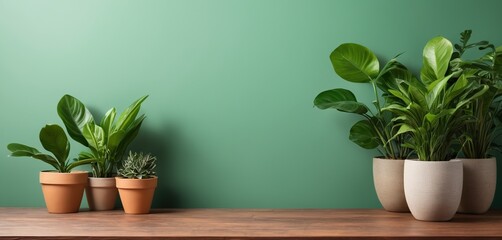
[82,123,105,152]
[57,95,94,147]
[349,120,379,149]
[420,36,453,84]
[39,124,70,164]
[330,43,379,83]
[314,88,369,114]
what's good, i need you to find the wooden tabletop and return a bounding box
[1,208,502,239]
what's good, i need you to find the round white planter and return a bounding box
[457,157,496,214]
[404,159,463,221]
[373,158,409,212]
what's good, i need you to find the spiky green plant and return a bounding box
[117,152,157,179]
[449,30,502,158]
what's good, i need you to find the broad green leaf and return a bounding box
[445,74,469,105]
[395,124,415,136]
[78,151,95,160]
[425,113,437,123]
[314,89,368,114]
[82,123,105,152]
[7,143,40,156]
[32,153,60,170]
[7,143,60,170]
[39,124,70,164]
[57,95,94,147]
[330,43,379,83]
[113,95,148,132]
[420,36,453,84]
[388,89,410,104]
[115,115,146,161]
[100,108,116,143]
[108,130,126,153]
[349,120,379,149]
[426,74,453,109]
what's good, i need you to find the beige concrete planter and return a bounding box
[373,158,409,212]
[39,171,88,214]
[404,159,463,221]
[116,176,157,214]
[457,157,496,214]
[86,177,118,211]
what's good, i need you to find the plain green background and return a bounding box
[1,0,502,209]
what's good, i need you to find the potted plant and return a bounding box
[314,43,412,212]
[7,124,95,213]
[383,36,489,221]
[116,151,158,214]
[449,30,502,214]
[57,94,148,211]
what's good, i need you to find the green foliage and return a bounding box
[117,151,157,179]
[7,124,95,172]
[314,43,412,159]
[449,30,502,158]
[57,95,148,177]
[383,36,489,161]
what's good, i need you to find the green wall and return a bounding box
[1,0,502,208]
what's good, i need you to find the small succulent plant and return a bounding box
[117,151,157,179]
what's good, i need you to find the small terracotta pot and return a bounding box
[116,176,157,214]
[373,158,409,212]
[39,171,88,214]
[457,157,497,214]
[86,177,118,211]
[404,159,463,221]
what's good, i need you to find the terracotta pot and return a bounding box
[116,176,157,214]
[373,158,409,212]
[39,171,88,214]
[86,177,118,211]
[457,157,497,214]
[404,159,463,221]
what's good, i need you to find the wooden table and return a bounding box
[1,208,502,239]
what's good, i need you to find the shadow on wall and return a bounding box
[129,123,184,208]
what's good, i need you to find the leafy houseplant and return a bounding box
[314,43,411,159]
[8,124,95,173]
[7,124,94,213]
[383,36,488,162]
[450,30,502,158]
[57,94,148,211]
[116,152,158,214]
[57,95,148,178]
[314,43,414,212]
[448,30,502,214]
[383,36,488,221]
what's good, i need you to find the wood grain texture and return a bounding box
[1,208,502,239]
